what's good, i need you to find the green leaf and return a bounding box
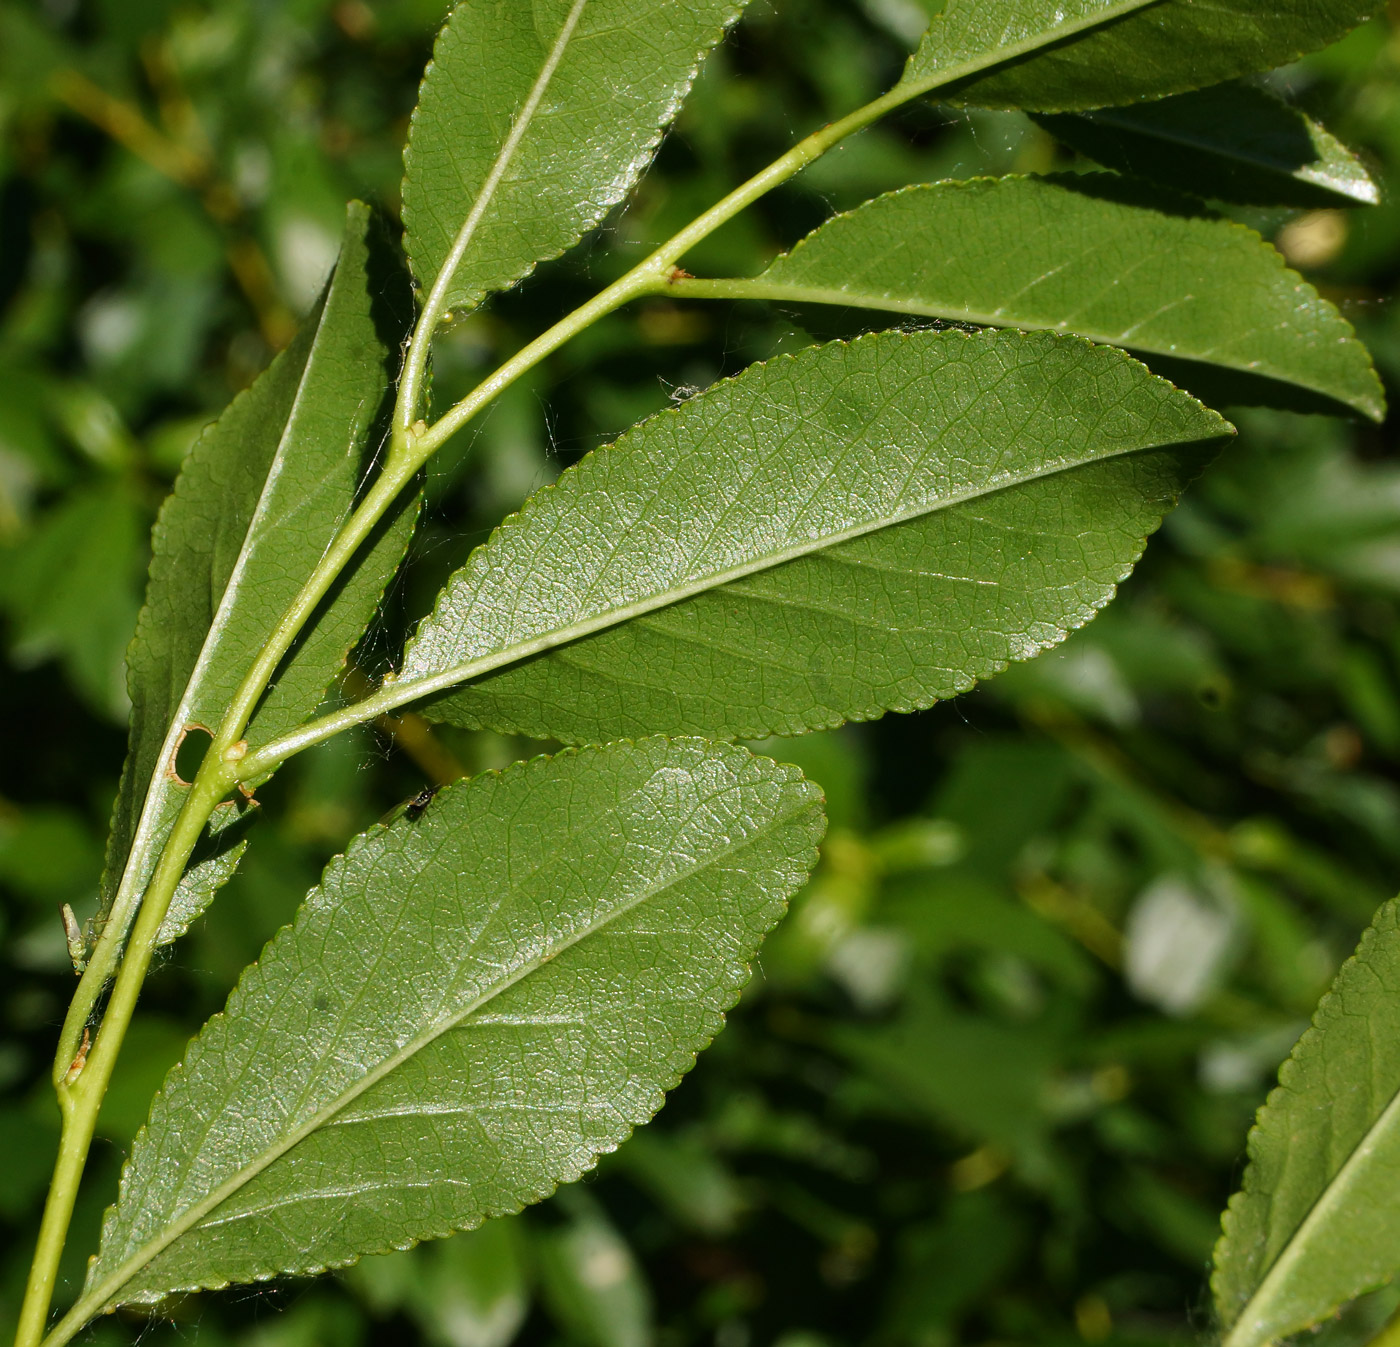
[538,1197,651,1347]
[77,739,822,1315]
[346,1219,532,1347]
[99,202,415,949]
[901,0,1377,113]
[398,328,1231,745]
[1035,84,1380,208]
[159,798,256,945]
[1212,893,1400,1347]
[720,176,1383,421]
[833,986,1057,1151]
[0,481,144,722]
[409,1220,531,1347]
[401,0,746,314]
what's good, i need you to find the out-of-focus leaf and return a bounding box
[0,481,144,721]
[401,0,747,313]
[901,0,1378,113]
[880,1193,1025,1339]
[833,987,1057,1149]
[1236,430,1400,590]
[0,361,67,541]
[412,1220,531,1347]
[99,201,414,951]
[94,1016,190,1145]
[0,2,64,103]
[538,1198,652,1347]
[885,875,1095,995]
[1036,84,1379,207]
[709,177,1383,421]
[75,740,822,1317]
[1214,894,1400,1347]
[613,1130,746,1235]
[341,1217,532,1346]
[0,807,102,908]
[402,329,1231,743]
[0,1107,59,1219]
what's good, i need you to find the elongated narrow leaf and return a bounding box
[711,176,1383,420]
[101,202,415,949]
[901,0,1376,113]
[1036,84,1379,208]
[160,799,256,945]
[1213,894,1400,1347]
[397,329,1231,745]
[78,739,822,1317]
[401,0,745,314]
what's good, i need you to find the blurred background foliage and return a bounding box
[3,2,1400,1345]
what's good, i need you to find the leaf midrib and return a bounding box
[1223,1081,1400,1347]
[397,413,1222,707]
[77,793,811,1316]
[417,0,589,316]
[901,0,1167,96]
[99,308,333,944]
[684,278,1322,390]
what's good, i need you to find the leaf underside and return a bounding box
[83,739,823,1312]
[100,203,415,948]
[401,0,746,314]
[397,328,1231,745]
[1214,894,1400,1347]
[749,176,1384,421]
[905,0,1378,113]
[1035,83,1380,208]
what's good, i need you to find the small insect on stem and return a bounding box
[377,785,440,828]
[60,904,86,976]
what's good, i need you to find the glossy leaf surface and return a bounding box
[81,740,822,1311]
[902,0,1377,112]
[1036,83,1380,208]
[401,0,744,314]
[1214,894,1400,1347]
[401,329,1231,744]
[733,176,1383,420]
[100,203,415,947]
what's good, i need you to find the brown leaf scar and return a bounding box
[63,1027,91,1087]
[165,723,214,784]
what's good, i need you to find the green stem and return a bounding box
[394,0,591,446]
[207,463,418,759]
[15,765,233,1347]
[235,90,949,782]
[44,31,941,1101]
[21,36,1057,1337]
[665,275,959,317]
[47,454,420,1090]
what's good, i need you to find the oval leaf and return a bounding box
[1035,84,1380,209]
[394,328,1231,745]
[101,202,416,950]
[1214,894,1400,1347]
[74,739,822,1319]
[707,176,1383,421]
[902,0,1377,112]
[402,0,745,314]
